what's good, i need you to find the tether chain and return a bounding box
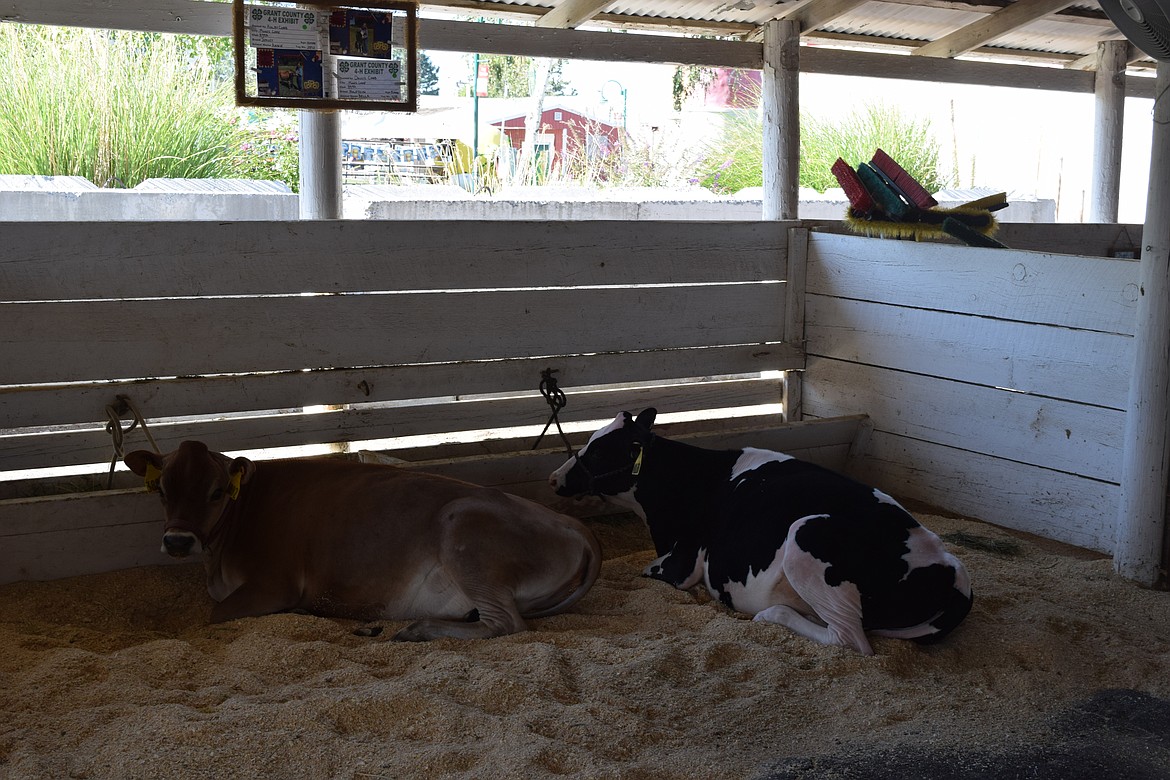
[532,368,573,454]
[105,395,161,488]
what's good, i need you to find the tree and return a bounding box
[465,55,573,98]
[418,51,440,96]
[547,60,576,96]
[672,65,714,111]
[479,54,530,97]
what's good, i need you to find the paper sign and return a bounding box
[246,6,323,50]
[336,58,402,100]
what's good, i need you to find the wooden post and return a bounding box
[298,110,343,220]
[1115,62,1170,586]
[1090,40,1127,223]
[763,19,800,221]
[782,226,808,421]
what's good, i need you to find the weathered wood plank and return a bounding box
[2,377,783,473]
[396,441,857,515]
[3,415,857,534]
[0,283,785,386]
[993,223,1143,257]
[352,413,863,466]
[0,489,174,583]
[1,2,1157,96]
[803,357,1125,483]
[2,344,803,430]
[848,430,1118,553]
[799,44,1157,97]
[0,221,788,300]
[1,416,863,584]
[420,18,763,67]
[805,294,1133,409]
[782,227,809,420]
[806,232,1140,334]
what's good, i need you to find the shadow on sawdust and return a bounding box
[758,689,1170,780]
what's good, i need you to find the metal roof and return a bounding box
[419,0,1149,72]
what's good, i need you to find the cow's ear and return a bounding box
[125,449,163,477]
[228,457,256,485]
[634,408,658,431]
[227,456,256,500]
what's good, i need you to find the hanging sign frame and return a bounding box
[233,0,418,112]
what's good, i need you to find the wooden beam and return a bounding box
[1065,38,1142,70]
[782,0,869,31]
[801,43,1156,97]
[0,0,231,36]
[746,0,868,42]
[420,18,764,68]
[763,20,800,221]
[1090,39,1127,223]
[1115,61,1170,587]
[535,0,613,29]
[913,0,1076,58]
[2,0,1155,94]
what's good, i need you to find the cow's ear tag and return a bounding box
[144,463,162,493]
[227,471,242,500]
[631,444,644,476]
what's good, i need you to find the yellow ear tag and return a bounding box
[631,446,644,476]
[144,463,162,493]
[227,471,242,500]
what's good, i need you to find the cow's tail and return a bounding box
[525,527,604,619]
[912,586,974,645]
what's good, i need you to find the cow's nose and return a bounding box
[162,531,197,557]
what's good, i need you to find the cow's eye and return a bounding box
[209,488,224,502]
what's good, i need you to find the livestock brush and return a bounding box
[831,149,1008,247]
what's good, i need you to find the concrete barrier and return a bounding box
[0,176,1053,222]
[0,176,298,221]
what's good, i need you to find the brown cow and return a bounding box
[124,441,601,640]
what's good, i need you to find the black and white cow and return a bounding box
[549,409,972,655]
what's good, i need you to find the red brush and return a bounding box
[871,149,937,209]
[831,158,874,213]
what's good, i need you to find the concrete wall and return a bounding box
[0,176,298,221]
[0,177,1054,222]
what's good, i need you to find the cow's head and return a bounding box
[549,408,656,509]
[124,441,255,558]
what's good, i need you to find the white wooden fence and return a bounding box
[1,220,868,583]
[803,231,1139,554]
[2,220,1159,583]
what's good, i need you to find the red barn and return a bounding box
[491,105,622,171]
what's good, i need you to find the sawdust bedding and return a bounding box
[1,511,1169,780]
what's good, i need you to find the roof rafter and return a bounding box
[746,0,870,41]
[912,0,1078,58]
[534,0,613,29]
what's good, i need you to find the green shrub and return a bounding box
[0,24,248,187]
[800,103,953,194]
[694,101,954,196]
[229,112,301,192]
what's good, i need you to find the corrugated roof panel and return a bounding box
[603,0,756,24]
[989,18,1121,55]
[421,0,1127,63]
[820,3,984,43]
